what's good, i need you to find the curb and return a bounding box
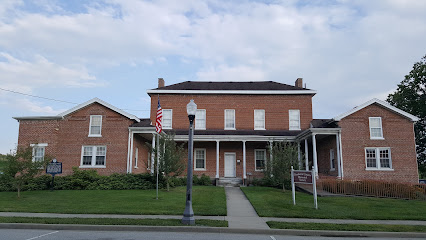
[1,223,426,238]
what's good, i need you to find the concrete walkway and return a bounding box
[224,186,269,229]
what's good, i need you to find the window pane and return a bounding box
[366,149,377,168]
[379,149,390,168]
[91,126,101,135]
[95,156,105,165]
[163,110,172,128]
[195,149,205,169]
[255,150,266,170]
[196,159,204,169]
[195,110,206,129]
[254,110,265,129]
[97,146,106,156]
[369,118,383,138]
[34,147,45,162]
[91,116,101,126]
[371,128,382,138]
[289,110,300,129]
[83,147,92,156]
[225,110,235,129]
[82,156,92,165]
[369,118,381,128]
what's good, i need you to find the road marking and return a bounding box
[25,231,59,240]
[270,236,276,240]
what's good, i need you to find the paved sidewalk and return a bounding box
[225,186,269,229]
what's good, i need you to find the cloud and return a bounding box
[197,65,266,82]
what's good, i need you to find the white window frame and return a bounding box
[134,147,138,169]
[289,109,301,130]
[254,109,265,130]
[89,115,102,137]
[195,109,206,130]
[80,146,107,168]
[364,147,393,171]
[194,148,206,171]
[330,149,335,171]
[255,149,266,171]
[369,117,384,140]
[224,109,236,130]
[30,143,47,162]
[163,109,173,129]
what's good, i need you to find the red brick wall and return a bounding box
[316,135,338,177]
[17,103,136,175]
[339,103,418,183]
[150,94,313,131]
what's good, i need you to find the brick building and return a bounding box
[14,78,420,183]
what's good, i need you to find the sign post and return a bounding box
[291,166,318,209]
[46,159,62,191]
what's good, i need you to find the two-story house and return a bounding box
[13,78,420,184]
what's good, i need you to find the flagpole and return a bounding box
[156,132,159,200]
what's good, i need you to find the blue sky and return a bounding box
[1,0,426,154]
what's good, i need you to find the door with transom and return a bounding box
[224,152,236,177]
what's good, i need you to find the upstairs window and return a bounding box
[369,117,383,139]
[81,146,106,168]
[289,110,300,130]
[163,109,172,129]
[365,147,392,170]
[195,109,206,130]
[255,149,266,171]
[224,109,235,130]
[254,109,265,130]
[30,143,47,162]
[89,115,102,137]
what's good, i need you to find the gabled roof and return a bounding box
[333,98,419,122]
[147,81,316,95]
[58,98,140,122]
[14,98,140,122]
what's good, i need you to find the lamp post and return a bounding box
[182,99,197,225]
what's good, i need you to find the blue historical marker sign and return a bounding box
[46,159,62,176]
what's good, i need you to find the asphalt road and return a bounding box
[0,229,421,240]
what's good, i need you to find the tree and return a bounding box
[387,55,426,178]
[264,141,300,191]
[3,146,50,198]
[147,133,186,191]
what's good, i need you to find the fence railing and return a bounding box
[317,178,426,200]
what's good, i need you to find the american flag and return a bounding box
[156,98,162,134]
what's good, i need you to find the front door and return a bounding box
[224,153,236,177]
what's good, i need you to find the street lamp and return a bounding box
[182,99,197,225]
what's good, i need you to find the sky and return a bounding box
[0,0,426,154]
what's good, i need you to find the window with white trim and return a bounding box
[330,149,335,171]
[163,109,172,129]
[81,146,106,167]
[194,148,206,170]
[365,147,392,170]
[369,117,383,139]
[255,149,266,171]
[254,109,265,130]
[134,147,138,169]
[195,109,206,130]
[30,143,47,162]
[89,115,102,137]
[289,110,300,130]
[224,109,235,130]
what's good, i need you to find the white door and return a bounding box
[224,153,236,177]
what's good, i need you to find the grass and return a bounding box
[0,186,226,216]
[241,187,426,220]
[0,216,227,227]
[267,221,426,232]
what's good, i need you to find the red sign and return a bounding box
[293,171,313,184]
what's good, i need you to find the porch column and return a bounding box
[312,133,318,177]
[216,140,220,179]
[297,141,302,169]
[243,140,247,184]
[151,134,155,174]
[304,138,309,170]
[338,131,344,179]
[129,132,134,173]
[269,141,273,172]
[335,133,341,178]
[126,130,132,173]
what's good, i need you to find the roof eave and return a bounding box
[146,90,317,95]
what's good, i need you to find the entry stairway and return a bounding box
[217,177,243,187]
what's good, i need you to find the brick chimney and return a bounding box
[158,78,165,88]
[295,78,303,88]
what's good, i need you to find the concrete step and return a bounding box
[217,178,243,187]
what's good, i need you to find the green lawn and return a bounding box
[0,186,226,216]
[242,187,426,220]
[0,217,227,227]
[267,221,426,232]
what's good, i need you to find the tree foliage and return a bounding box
[387,55,426,178]
[264,141,300,191]
[3,147,50,198]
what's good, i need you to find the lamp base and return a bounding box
[182,215,195,225]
